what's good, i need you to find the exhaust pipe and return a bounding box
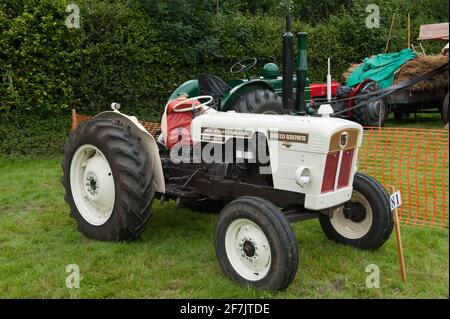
[282,15,294,113]
[295,32,308,115]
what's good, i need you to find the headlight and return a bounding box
[295,166,311,187]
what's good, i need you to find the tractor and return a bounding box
[62,17,394,291]
[168,18,386,126]
[63,103,393,291]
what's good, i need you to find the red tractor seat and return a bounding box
[165,97,199,149]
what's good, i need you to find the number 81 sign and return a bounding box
[390,190,402,210]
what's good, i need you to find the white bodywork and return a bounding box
[98,107,362,211]
[191,110,363,210]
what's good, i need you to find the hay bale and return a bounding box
[393,54,448,92]
[341,54,449,92]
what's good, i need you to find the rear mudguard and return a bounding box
[94,111,165,193]
[169,78,275,111]
[168,80,199,101]
[346,79,373,117]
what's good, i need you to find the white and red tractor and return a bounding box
[62,96,393,291]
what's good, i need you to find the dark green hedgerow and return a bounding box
[0,0,447,155]
[0,112,71,156]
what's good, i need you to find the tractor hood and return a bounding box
[191,111,363,154]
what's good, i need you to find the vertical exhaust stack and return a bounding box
[327,58,332,102]
[282,15,294,113]
[295,32,308,115]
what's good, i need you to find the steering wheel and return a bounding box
[230,58,258,74]
[172,95,214,113]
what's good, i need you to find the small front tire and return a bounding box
[319,172,393,250]
[214,196,298,291]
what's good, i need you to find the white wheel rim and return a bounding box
[70,144,115,226]
[330,191,373,239]
[225,218,271,281]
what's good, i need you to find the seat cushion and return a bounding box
[198,74,232,98]
[165,98,197,149]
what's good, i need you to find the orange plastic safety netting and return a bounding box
[358,127,449,230]
[72,111,161,136]
[72,112,449,230]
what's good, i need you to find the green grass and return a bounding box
[384,111,446,129]
[0,156,448,298]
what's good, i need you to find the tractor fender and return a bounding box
[168,80,199,101]
[94,111,165,193]
[220,80,275,111]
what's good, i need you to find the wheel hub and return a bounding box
[330,191,373,239]
[85,174,99,196]
[243,240,256,257]
[225,218,272,281]
[348,202,367,222]
[70,145,115,226]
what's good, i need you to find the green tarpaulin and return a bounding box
[346,48,418,88]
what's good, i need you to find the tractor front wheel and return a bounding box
[62,118,155,241]
[229,89,283,114]
[215,196,298,290]
[319,172,393,250]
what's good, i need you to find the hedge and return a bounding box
[0,0,447,155]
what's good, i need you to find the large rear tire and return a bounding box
[353,82,387,126]
[228,89,283,114]
[319,172,393,250]
[215,196,298,291]
[62,119,155,241]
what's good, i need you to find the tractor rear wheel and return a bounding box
[318,172,393,250]
[228,89,283,114]
[353,81,387,126]
[62,118,155,241]
[215,196,298,290]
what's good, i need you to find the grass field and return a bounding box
[0,113,448,298]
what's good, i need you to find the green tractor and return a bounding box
[168,18,387,126]
[169,58,286,115]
